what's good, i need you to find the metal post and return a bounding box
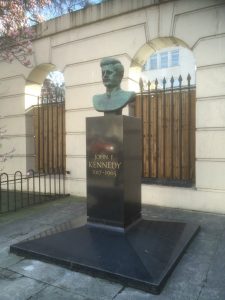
[139,78,144,178]
[187,74,192,180]
[162,77,166,178]
[41,95,45,173]
[178,75,183,180]
[147,80,152,178]
[170,76,174,179]
[51,92,54,174]
[155,78,159,179]
[0,173,9,212]
[14,171,23,211]
[37,96,41,172]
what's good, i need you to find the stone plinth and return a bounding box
[86,115,141,229]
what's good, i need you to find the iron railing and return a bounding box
[135,74,196,187]
[34,87,65,174]
[0,169,66,213]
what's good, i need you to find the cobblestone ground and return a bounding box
[0,196,225,300]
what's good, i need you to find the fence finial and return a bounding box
[147,80,151,92]
[163,77,166,89]
[187,74,191,86]
[155,78,158,90]
[178,75,182,88]
[170,76,174,88]
[139,77,144,92]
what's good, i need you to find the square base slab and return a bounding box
[10,219,199,294]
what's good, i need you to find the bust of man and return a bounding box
[93,58,136,115]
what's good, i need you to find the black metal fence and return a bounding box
[0,170,66,213]
[135,75,196,187]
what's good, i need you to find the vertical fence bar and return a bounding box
[139,78,144,177]
[47,94,50,174]
[147,80,152,178]
[61,91,64,176]
[51,91,54,174]
[0,173,9,212]
[187,74,192,180]
[54,168,57,198]
[62,91,66,195]
[27,176,30,206]
[155,79,159,178]
[178,75,183,180]
[0,175,2,212]
[57,94,62,195]
[38,171,41,202]
[162,77,166,178]
[37,96,41,172]
[46,94,52,197]
[41,95,45,173]
[38,97,41,200]
[44,169,46,196]
[30,169,35,204]
[58,167,61,196]
[170,76,174,179]
[56,96,59,172]
[6,174,9,211]
[13,173,17,211]
[14,171,23,211]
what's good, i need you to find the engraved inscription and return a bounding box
[88,153,122,177]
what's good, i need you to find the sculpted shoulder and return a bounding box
[93,89,135,112]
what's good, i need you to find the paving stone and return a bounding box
[0,276,46,300]
[186,236,219,257]
[204,253,225,288]
[114,286,200,300]
[0,247,24,268]
[52,270,123,300]
[0,267,23,279]
[8,259,68,284]
[198,287,225,300]
[114,287,153,300]
[29,285,91,300]
[167,250,210,285]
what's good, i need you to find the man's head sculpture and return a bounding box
[93,57,136,115]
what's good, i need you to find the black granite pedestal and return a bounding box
[86,115,141,229]
[10,115,199,294]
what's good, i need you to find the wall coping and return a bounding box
[35,0,170,39]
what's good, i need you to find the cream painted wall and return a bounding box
[0,0,225,213]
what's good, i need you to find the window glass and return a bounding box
[150,54,157,70]
[160,52,168,68]
[171,49,179,66]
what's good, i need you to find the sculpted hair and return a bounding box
[100,58,124,78]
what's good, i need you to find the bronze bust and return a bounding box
[93,58,136,115]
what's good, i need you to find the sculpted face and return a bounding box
[101,64,122,89]
[93,58,135,113]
